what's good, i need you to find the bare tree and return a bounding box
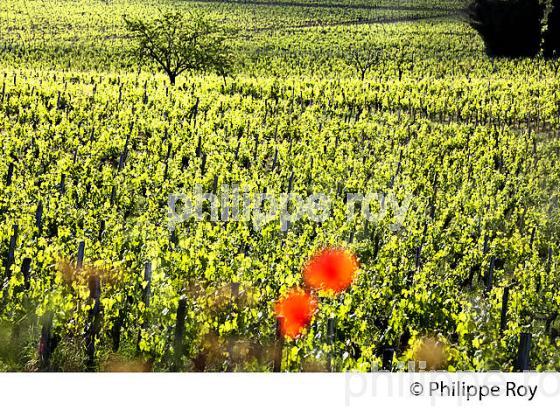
[390,46,414,81]
[124,11,233,86]
[347,44,383,81]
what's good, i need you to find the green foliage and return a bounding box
[124,10,233,85]
[0,0,559,372]
[467,0,545,57]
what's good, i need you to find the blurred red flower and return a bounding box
[303,248,359,293]
[274,289,317,338]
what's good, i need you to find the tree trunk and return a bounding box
[544,0,560,58]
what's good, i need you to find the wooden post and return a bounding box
[196,134,202,158]
[5,225,18,280]
[173,297,187,371]
[382,348,395,371]
[483,235,489,254]
[170,228,178,247]
[272,149,278,171]
[516,332,532,372]
[21,257,31,290]
[5,163,13,186]
[192,97,199,124]
[415,245,422,270]
[273,317,284,372]
[77,241,85,270]
[212,175,219,195]
[223,282,241,372]
[111,307,124,353]
[85,274,101,371]
[546,247,553,274]
[98,220,105,242]
[38,311,55,371]
[135,262,153,355]
[35,201,43,235]
[112,278,131,353]
[485,256,495,293]
[118,137,129,172]
[500,287,510,333]
[163,142,172,181]
[327,318,335,372]
[287,171,294,193]
[59,174,65,194]
[254,133,259,162]
[142,262,152,307]
[110,186,117,205]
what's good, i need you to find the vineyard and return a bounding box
[0,0,560,372]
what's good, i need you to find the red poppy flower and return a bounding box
[274,289,317,339]
[303,248,359,293]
